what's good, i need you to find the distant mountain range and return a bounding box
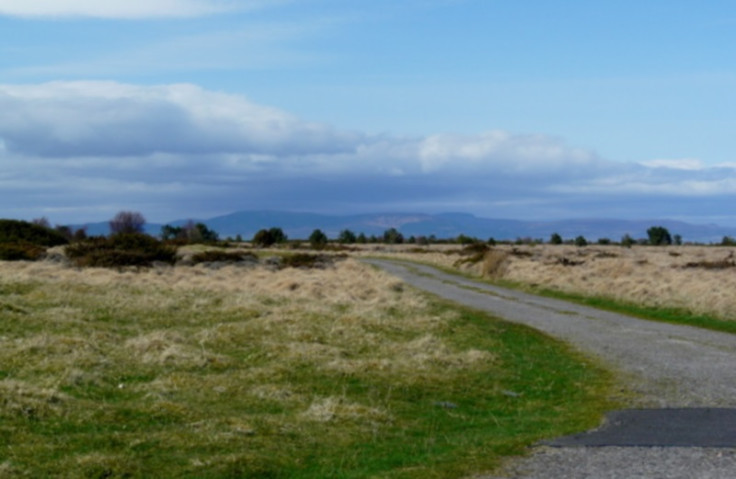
[71,210,736,244]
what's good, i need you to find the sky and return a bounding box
[1,0,736,226]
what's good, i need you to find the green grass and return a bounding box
[0,268,617,478]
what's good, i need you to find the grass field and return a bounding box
[0,257,616,478]
[368,244,736,325]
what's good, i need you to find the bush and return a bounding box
[0,219,69,247]
[65,233,176,268]
[190,250,257,264]
[549,233,563,245]
[647,226,672,246]
[0,242,45,261]
[252,227,288,248]
[279,253,346,269]
[109,211,146,235]
[574,235,588,247]
[383,228,404,244]
[338,229,357,244]
[309,229,328,250]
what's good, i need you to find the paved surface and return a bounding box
[364,259,736,479]
[545,409,736,447]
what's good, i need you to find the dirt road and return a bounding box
[365,259,736,478]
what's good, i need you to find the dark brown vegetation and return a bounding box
[65,233,176,267]
[0,219,69,261]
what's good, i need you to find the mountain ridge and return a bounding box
[71,210,736,244]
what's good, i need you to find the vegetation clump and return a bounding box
[252,227,288,247]
[683,253,736,270]
[0,219,70,261]
[308,229,328,250]
[65,233,176,268]
[280,253,346,269]
[190,250,257,265]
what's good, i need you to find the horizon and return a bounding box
[2,1,736,226]
[48,209,736,244]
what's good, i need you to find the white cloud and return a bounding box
[0,81,360,157]
[417,131,598,173]
[640,158,706,170]
[2,81,736,224]
[0,0,260,19]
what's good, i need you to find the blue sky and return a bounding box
[1,0,736,226]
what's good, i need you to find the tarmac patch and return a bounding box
[544,408,736,447]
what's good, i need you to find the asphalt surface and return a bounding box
[363,259,736,479]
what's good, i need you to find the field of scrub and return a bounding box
[0,258,614,478]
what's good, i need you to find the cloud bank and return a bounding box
[1,81,735,225]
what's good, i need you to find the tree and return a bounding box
[456,234,479,245]
[186,222,219,243]
[161,225,183,241]
[268,227,287,244]
[621,234,635,248]
[109,211,146,235]
[252,229,273,247]
[574,235,588,247]
[309,229,328,250]
[549,233,563,245]
[252,227,288,247]
[383,228,404,244]
[338,229,357,244]
[32,217,51,229]
[647,226,672,246]
[356,233,367,244]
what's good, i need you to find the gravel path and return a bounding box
[364,259,736,479]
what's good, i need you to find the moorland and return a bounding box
[1,220,735,477]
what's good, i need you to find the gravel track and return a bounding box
[364,259,736,479]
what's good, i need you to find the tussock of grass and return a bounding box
[0,259,615,478]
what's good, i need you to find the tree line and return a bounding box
[16,211,736,249]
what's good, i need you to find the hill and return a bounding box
[70,211,736,243]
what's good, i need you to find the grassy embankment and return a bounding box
[0,258,616,478]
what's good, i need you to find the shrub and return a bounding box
[337,229,357,244]
[0,242,45,261]
[721,236,736,246]
[647,226,672,246]
[574,236,588,247]
[482,249,509,277]
[109,211,146,235]
[456,234,480,245]
[65,233,176,268]
[549,233,563,245]
[252,227,288,248]
[0,219,69,247]
[383,228,404,244]
[309,229,328,250]
[280,253,345,269]
[621,234,635,248]
[190,250,257,264]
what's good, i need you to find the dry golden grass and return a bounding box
[0,257,508,476]
[496,245,736,320]
[380,243,736,321]
[0,247,622,477]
